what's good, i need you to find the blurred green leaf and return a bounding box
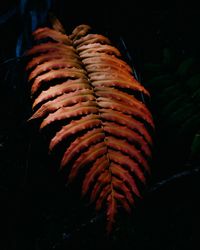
[144,63,162,72]
[161,95,187,116]
[186,74,200,92]
[190,133,200,159]
[176,57,194,76]
[192,87,200,101]
[168,103,196,126]
[158,83,183,102]
[162,48,171,65]
[147,74,173,90]
[146,53,200,168]
[178,114,200,136]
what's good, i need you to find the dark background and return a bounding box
[1,1,200,63]
[0,1,199,249]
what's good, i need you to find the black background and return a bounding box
[0,1,199,249]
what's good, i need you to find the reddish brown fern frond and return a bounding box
[26,23,154,233]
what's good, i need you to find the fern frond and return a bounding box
[32,27,72,44]
[78,44,121,57]
[101,109,153,145]
[82,55,133,72]
[74,34,111,47]
[26,23,154,233]
[82,155,108,194]
[26,42,76,56]
[32,79,90,108]
[30,89,94,120]
[26,52,82,71]
[103,122,152,157]
[48,114,101,151]
[94,87,151,116]
[40,101,98,129]
[61,128,105,167]
[28,59,83,81]
[91,79,150,96]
